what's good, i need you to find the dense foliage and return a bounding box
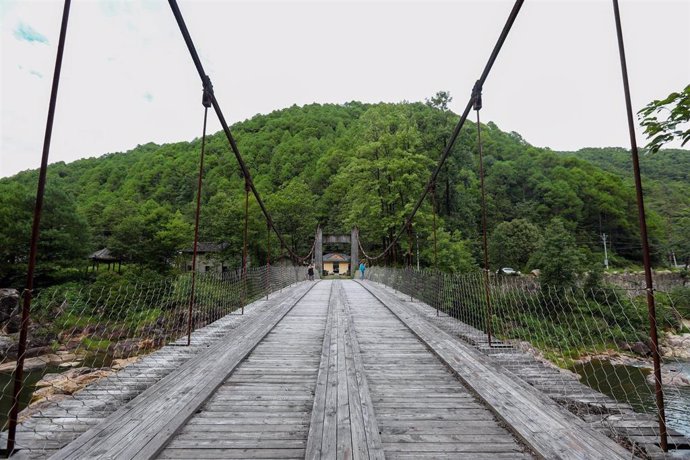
[1,98,687,289]
[562,147,690,268]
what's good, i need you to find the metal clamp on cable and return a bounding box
[472,80,482,111]
[202,75,213,108]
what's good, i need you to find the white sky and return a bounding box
[1,0,689,178]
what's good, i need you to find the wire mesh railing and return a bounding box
[366,266,690,456]
[0,264,306,452]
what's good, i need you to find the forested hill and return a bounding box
[1,100,687,287]
[561,147,689,268]
[563,147,689,183]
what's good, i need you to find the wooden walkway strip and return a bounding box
[340,283,384,460]
[356,280,633,460]
[343,281,530,460]
[158,280,332,459]
[305,281,384,460]
[50,282,317,460]
[304,280,337,458]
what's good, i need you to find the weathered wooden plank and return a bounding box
[173,431,307,440]
[385,453,534,460]
[165,439,307,448]
[157,447,305,459]
[381,433,522,443]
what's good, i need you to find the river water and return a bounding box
[0,366,56,429]
[571,359,690,438]
[0,353,114,430]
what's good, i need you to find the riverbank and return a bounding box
[574,352,690,387]
[569,324,690,386]
[17,356,139,423]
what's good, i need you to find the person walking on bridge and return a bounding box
[359,261,366,280]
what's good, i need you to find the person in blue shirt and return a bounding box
[359,261,366,280]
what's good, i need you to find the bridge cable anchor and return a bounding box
[472,80,482,111]
[202,75,213,108]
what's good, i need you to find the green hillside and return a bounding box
[1,99,683,288]
[562,147,690,268]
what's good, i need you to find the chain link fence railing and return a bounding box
[366,266,690,457]
[0,264,308,452]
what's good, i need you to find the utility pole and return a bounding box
[416,233,420,271]
[601,233,609,270]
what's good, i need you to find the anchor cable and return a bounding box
[186,80,212,345]
[355,0,524,261]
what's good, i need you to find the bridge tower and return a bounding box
[314,227,359,278]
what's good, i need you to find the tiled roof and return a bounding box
[323,252,351,262]
[88,248,118,261]
[182,242,229,253]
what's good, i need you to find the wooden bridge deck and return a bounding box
[5,280,663,459]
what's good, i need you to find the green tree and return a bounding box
[0,184,90,287]
[423,228,475,273]
[528,219,584,290]
[267,179,319,255]
[109,200,189,269]
[155,210,193,266]
[489,219,542,271]
[425,91,453,112]
[333,104,433,259]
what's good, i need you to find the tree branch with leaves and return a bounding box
[638,84,690,153]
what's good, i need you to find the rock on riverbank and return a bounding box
[661,330,690,360]
[18,357,139,423]
[0,351,80,373]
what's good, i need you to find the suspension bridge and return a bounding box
[3,0,689,458]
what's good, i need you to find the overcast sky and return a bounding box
[1,0,688,178]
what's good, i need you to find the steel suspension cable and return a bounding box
[167,0,312,265]
[407,222,413,268]
[474,85,493,348]
[266,219,271,299]
[361,0,524,262]
[358,239,372,262]
[186,85,212,346]
[6,0,71,454]
[612,0,667,450]
[241,180,250,315]
[431,182,438,269]
[431,184,440,317]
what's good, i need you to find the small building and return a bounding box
[181,242,230,273]
[322,253,350,276]
[87,248,121,273]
